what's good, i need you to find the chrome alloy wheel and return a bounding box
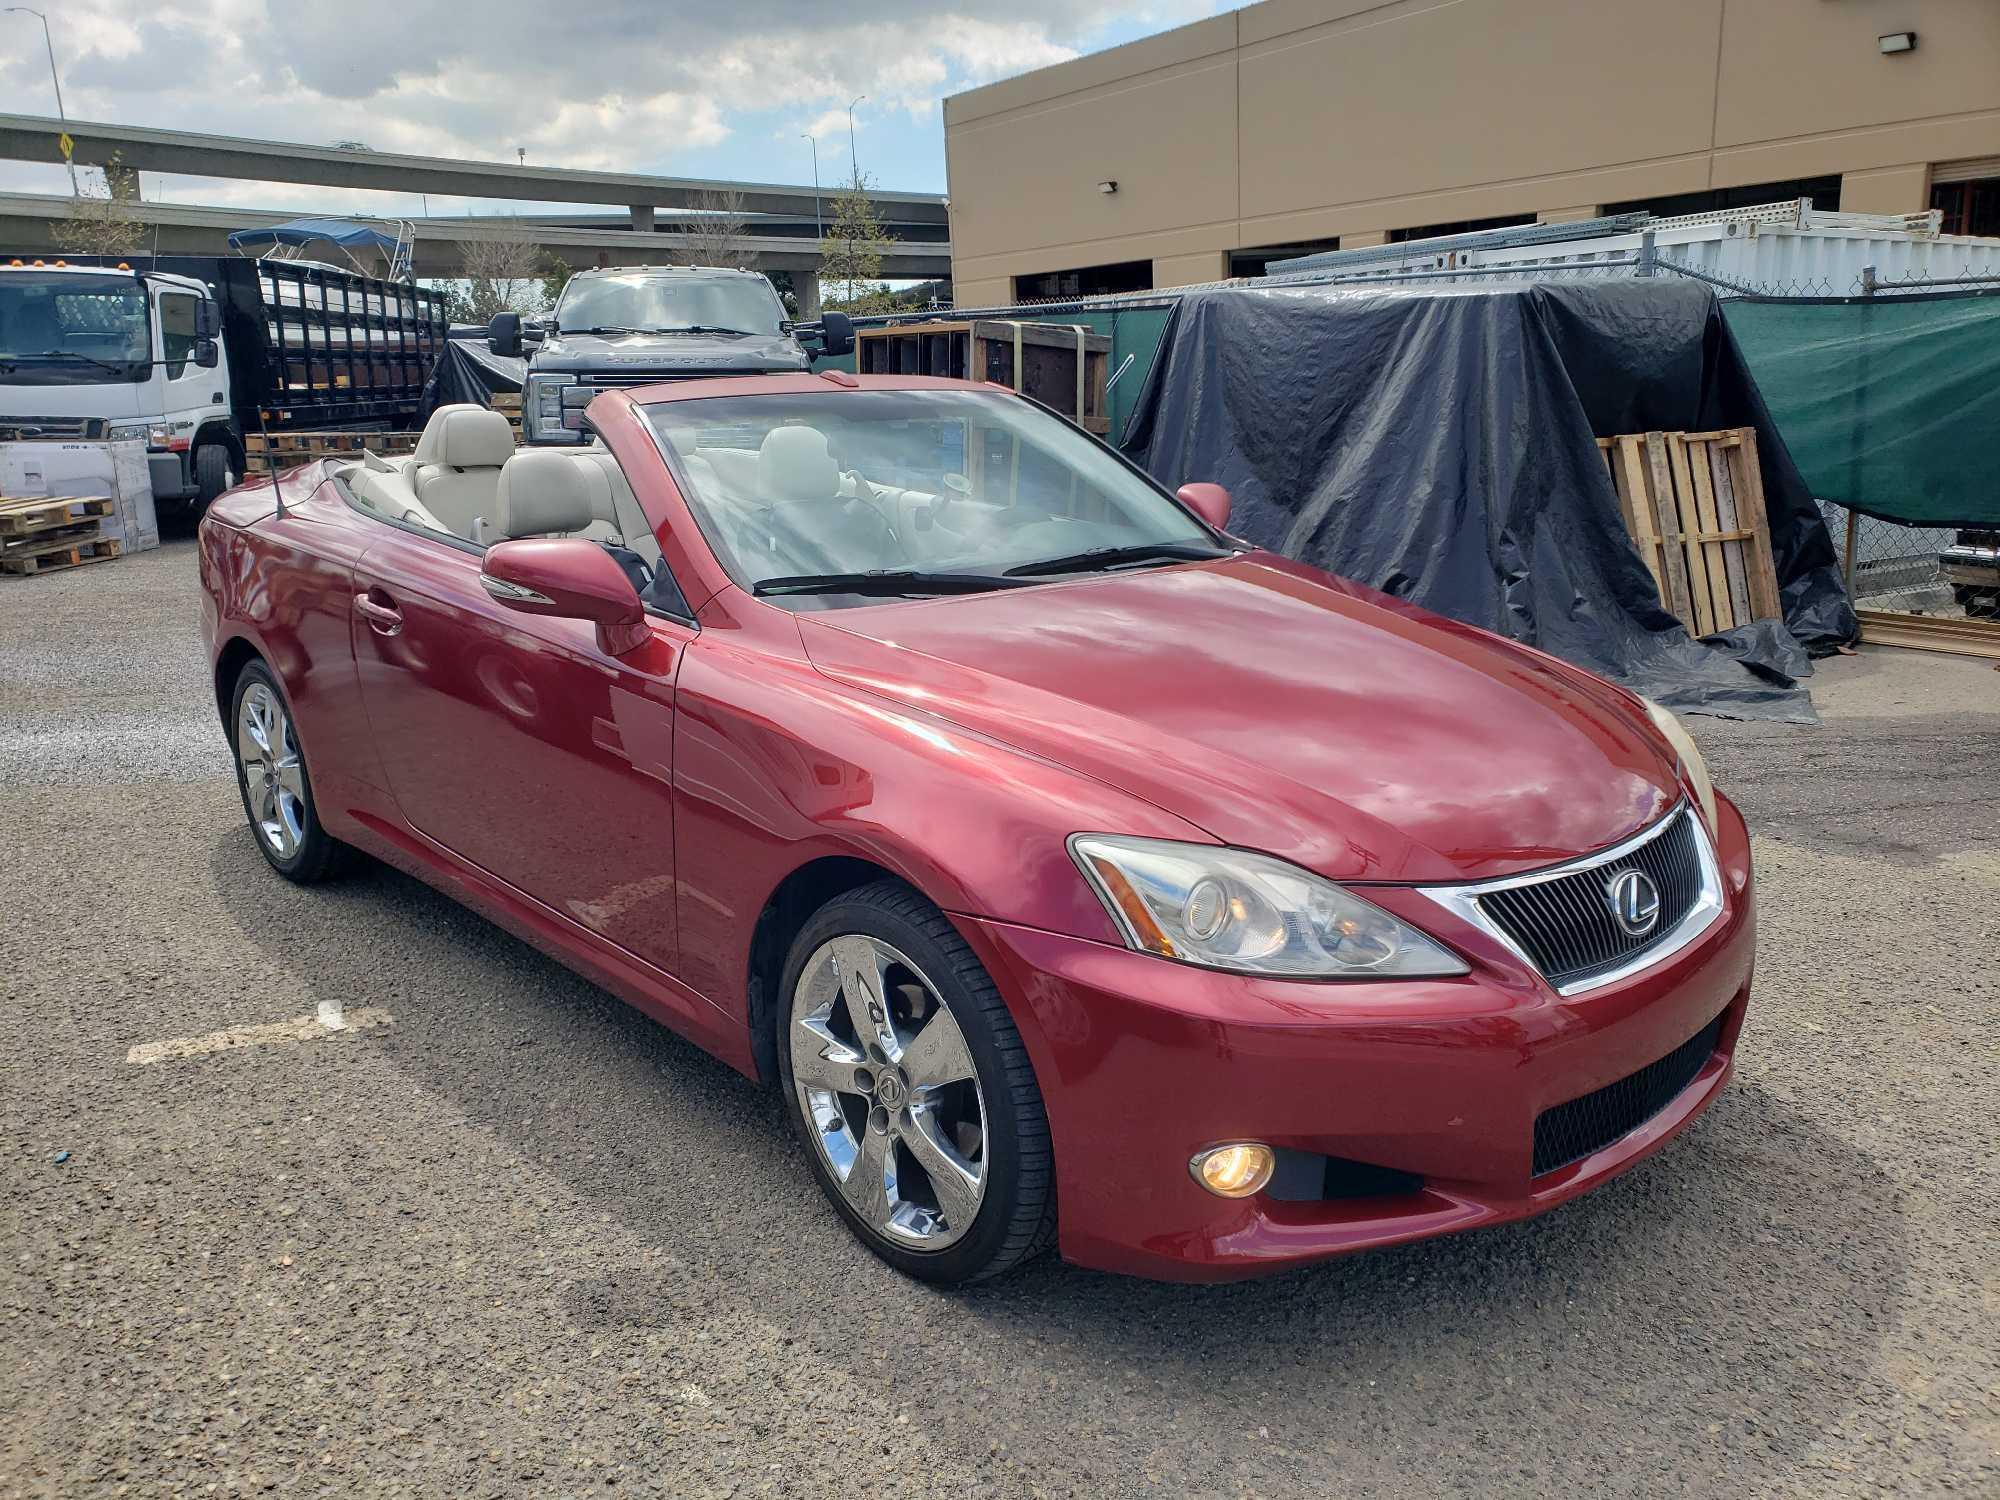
[789,935,989,1250]
[236,681,307,860]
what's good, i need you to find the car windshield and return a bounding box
[642,389,1220,602]
[0,272,151,382]
[556,274,784,335]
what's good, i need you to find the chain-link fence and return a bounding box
[1825,503,1997,621]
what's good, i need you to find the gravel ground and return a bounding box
[3,533,1996,1498]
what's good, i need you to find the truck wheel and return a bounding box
[195,443,234,506]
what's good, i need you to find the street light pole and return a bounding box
[801,133,821,239]
[846,95,865,184]
[5,7,77,195]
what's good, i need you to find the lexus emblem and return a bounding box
[1605,869,1662,938]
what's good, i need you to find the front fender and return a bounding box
[669,631,1207,1021]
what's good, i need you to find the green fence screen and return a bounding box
[1724,295,2000,527]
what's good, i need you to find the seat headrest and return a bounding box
[757,426,838,504]
[494,450,595,538]
[414,404,515,470]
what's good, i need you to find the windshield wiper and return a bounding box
[0,349,135,377]
[578,325,652,336]
[753,569,1033,598]
[677,325,762,337]
[1002,540,1234,578]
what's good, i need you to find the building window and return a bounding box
[1931,176,2000,237]
[1230,238,1342,277]
[1603,176,1841,220]
[1013,261,1151,302]
[1385,214,1535,244]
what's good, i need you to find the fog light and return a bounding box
[1190,1142,1275,1198]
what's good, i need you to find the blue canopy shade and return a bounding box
[227,217,400,255]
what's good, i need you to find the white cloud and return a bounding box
[0,0,1232,205]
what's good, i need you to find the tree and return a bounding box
[54,153,147,259]
[451,221,548,325]
[539,250,575,310]
[820,169,886,307]
[677,189,753,271]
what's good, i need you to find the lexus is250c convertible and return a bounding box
[197,373,1754,1284]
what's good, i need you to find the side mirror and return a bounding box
[819,310,854,358]
[1177,482,1232,532]
[522,321,547,345]
[193,337,220,369]
[193,300,220,339]
[480,537,648,656]
[488,311,523,358]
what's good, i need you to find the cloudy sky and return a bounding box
[0,1,1230,215]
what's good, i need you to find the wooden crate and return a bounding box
[856,320,1112,434]
[245,429,421,475]
[1596,428,1784,638]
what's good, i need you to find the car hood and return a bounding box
[528,330,807,376]
[795,553,1680,884]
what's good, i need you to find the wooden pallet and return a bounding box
[856,320,1112,434]
[1856,609,2000,660]
[244,429,421,474]
[1597,429,1784,638]
[0,533,121,576]
[0,494,116,539]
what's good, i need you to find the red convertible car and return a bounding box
[198,373,1755,1284]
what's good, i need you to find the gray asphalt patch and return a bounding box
[2,539,1994,1497]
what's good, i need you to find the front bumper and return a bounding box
[958,792,1755,1281]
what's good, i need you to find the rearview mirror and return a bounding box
[1177,482,1232,532]
[193,337,219,369]
[193,300,220,339]
[480,538,648,655]
[488,311,523,358]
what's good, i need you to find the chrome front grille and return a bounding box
[1422,806,1723,994]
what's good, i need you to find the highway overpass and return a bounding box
[0,193,952,310]
[0,113,949,229]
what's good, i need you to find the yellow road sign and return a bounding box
[58,131,74,161]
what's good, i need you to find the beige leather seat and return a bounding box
[411,404,515,539]
[492,450,598,540]
[757,425,840,503]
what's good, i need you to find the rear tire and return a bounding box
[194,442,233,507]
[775,880,1056,1284]
[228,661,351,884]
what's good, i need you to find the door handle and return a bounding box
[353,592,404,636]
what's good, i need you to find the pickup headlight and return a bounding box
[1069,835,1469,979]
[1640,699,1718,832]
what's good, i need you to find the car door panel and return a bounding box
[350,523,689,983]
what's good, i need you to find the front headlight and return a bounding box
[1640,699,1718,832]
[1069,834,1469,979]
[107,422,149,443]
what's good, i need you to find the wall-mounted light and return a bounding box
[1878,31,1916,54]
[1097,179,1118,195]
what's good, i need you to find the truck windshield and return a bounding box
[555,274,784,336]
[643,389,1223,604]
[0,272,151,383]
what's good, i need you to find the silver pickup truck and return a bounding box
[1941,528,2000,618]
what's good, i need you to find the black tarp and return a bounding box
[422,326,525,415]
[1121,279,1858,721]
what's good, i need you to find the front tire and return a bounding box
[775,881,1056,1284]
[194,442,233,507]
[228,661,350,883]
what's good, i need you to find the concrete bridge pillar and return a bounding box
[629,204,655,232]
[794,269,821,320]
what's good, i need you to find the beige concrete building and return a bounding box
[942,0,2000,307]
